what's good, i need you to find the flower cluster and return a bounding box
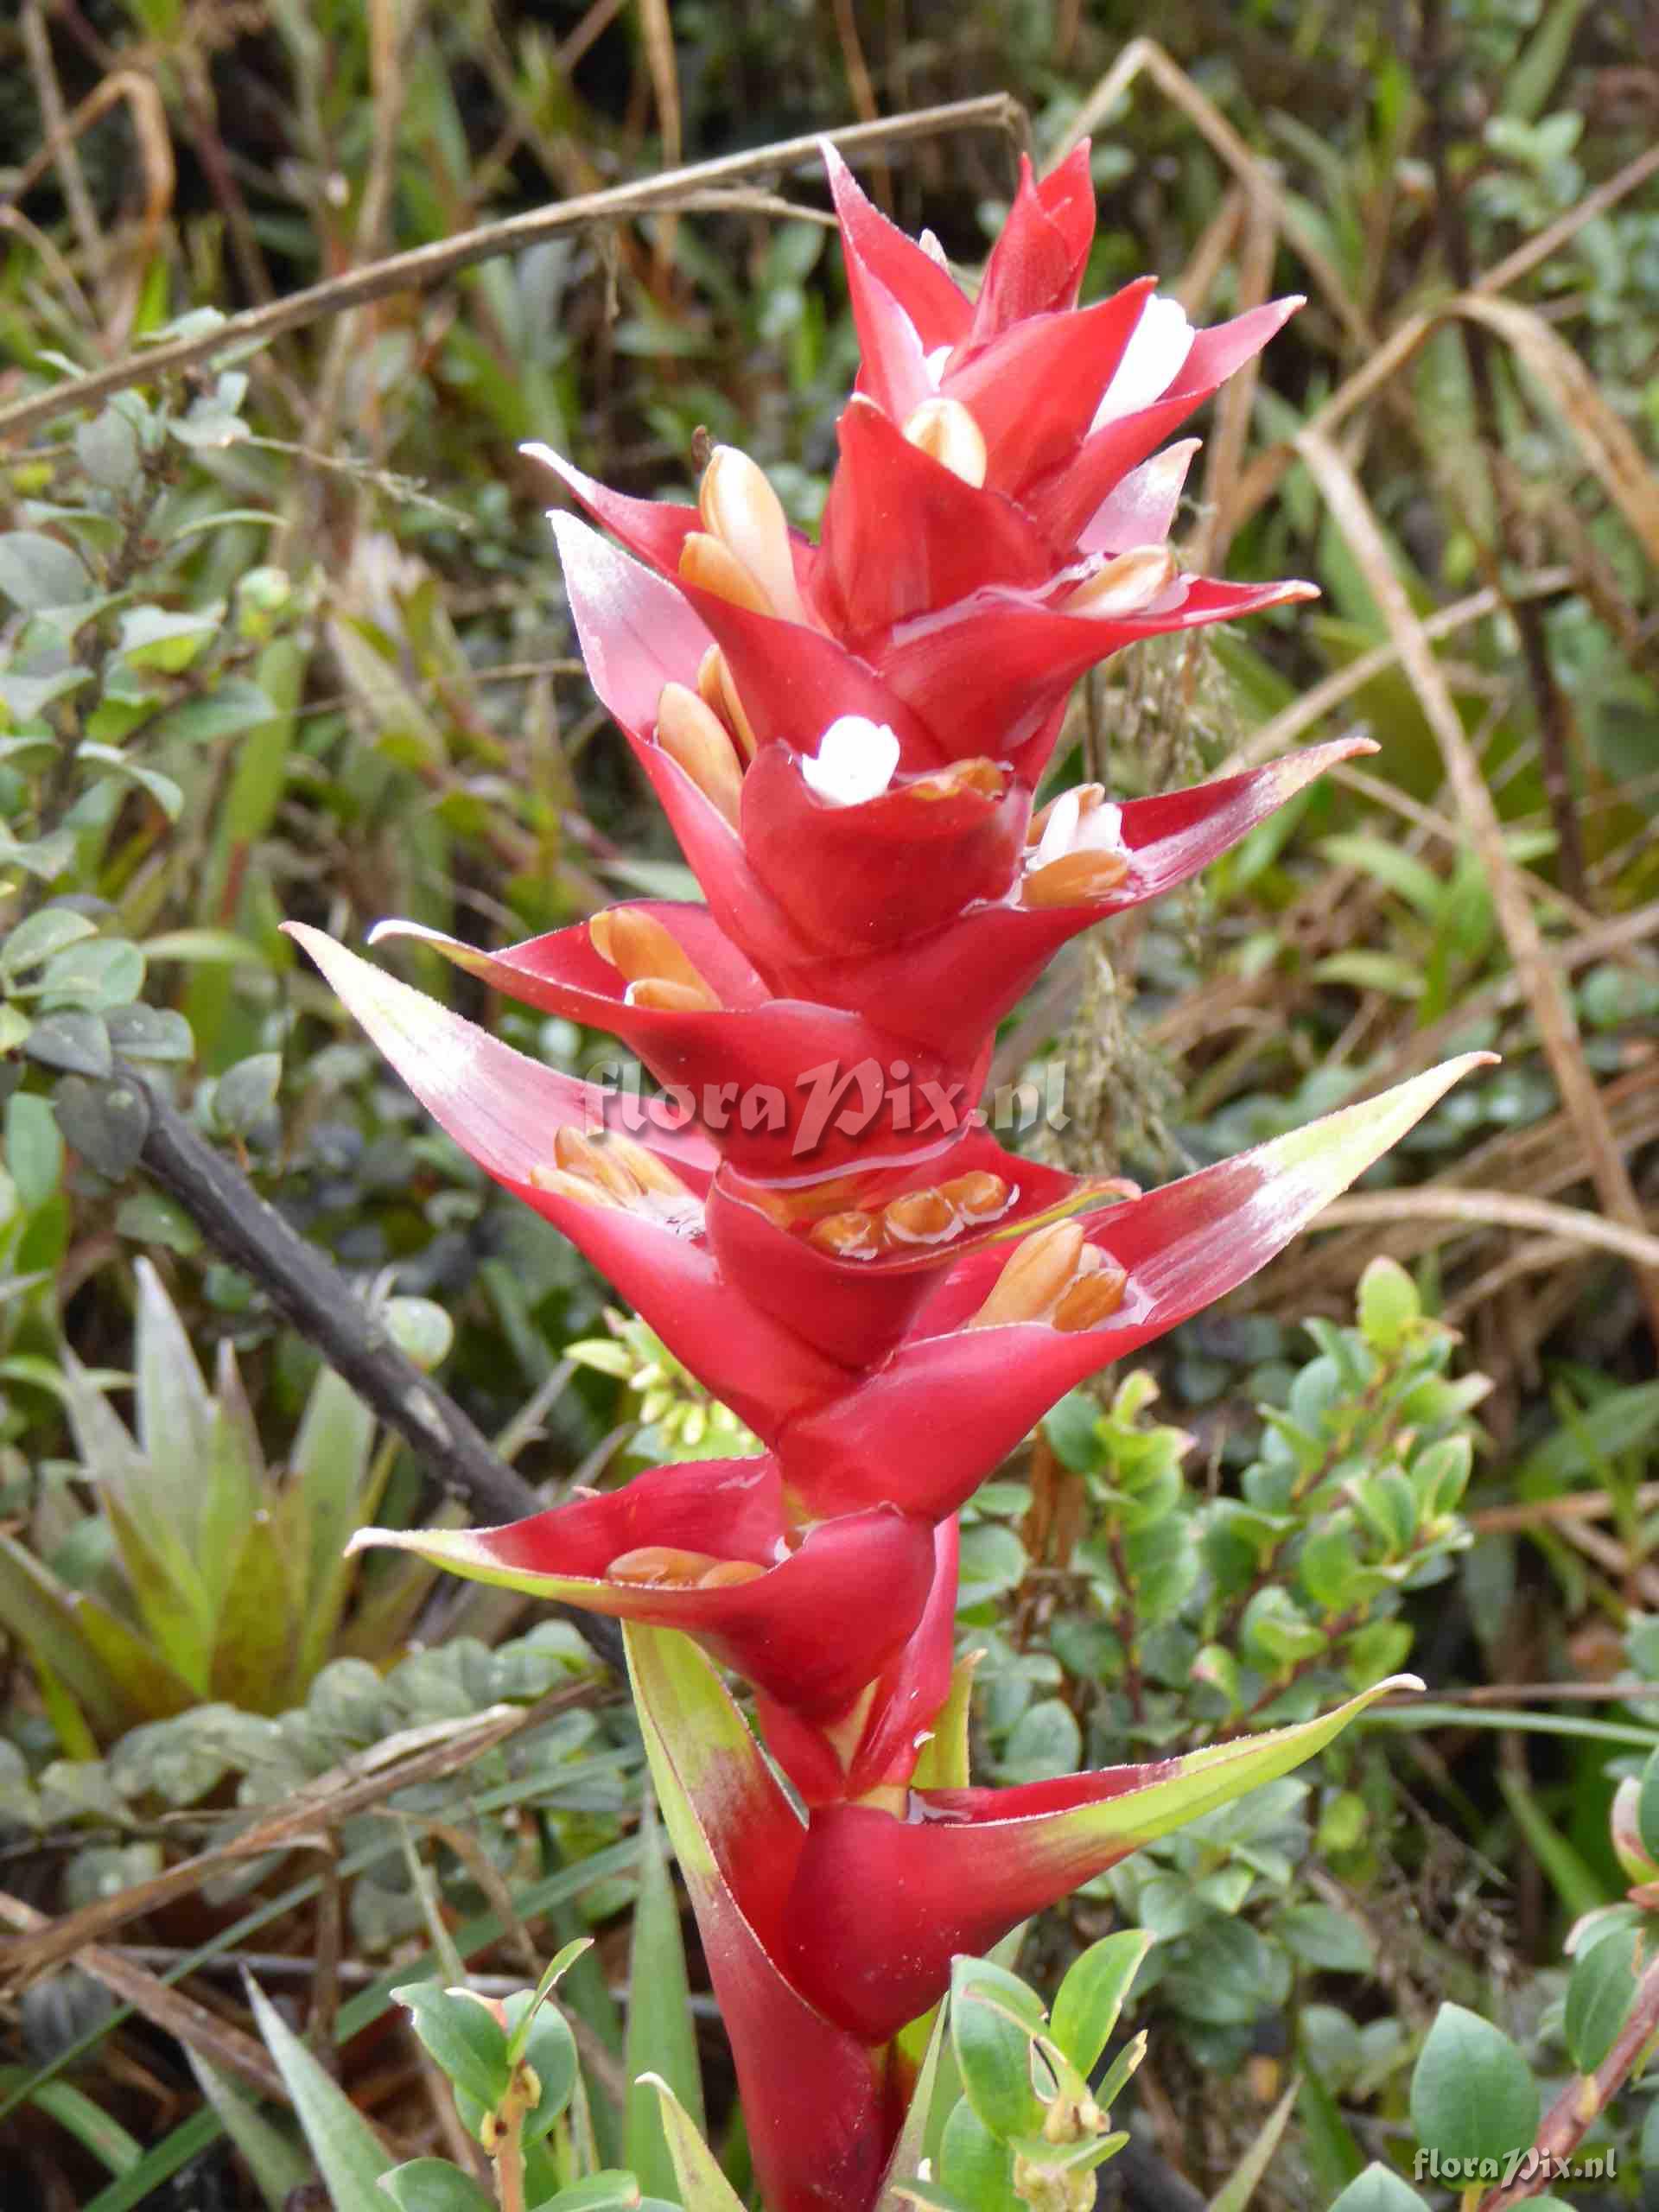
[292,146,1475,2212]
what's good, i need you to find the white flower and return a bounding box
[802,715,902,807]
[1092,295,1194,429]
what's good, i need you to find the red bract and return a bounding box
[290,143,1484,2212]
[629,1622,1420,2209]
[346,1458,936,1722]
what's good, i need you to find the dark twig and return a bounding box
[118,1062,622,1669]
[0,95,1026,446]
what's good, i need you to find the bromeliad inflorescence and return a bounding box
[290,144,1480,2212]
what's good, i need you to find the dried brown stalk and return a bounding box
[1293,425,1659,1350]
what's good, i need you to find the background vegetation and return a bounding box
[1,0,1656,2205]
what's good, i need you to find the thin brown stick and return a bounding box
[1293,425,1659,1350]
[1223,137,1659,540]
[1220,569,1575,771]
[0,1684,599,1987]
[0,96,1024,446]
[1472,1486,1659,1536]
[0,1890,287,2101]
[1049,38,1371,351]
[20,0,105,305]
[1314,1191,1659,1270]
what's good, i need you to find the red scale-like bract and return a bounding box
[295,145,1478,2212]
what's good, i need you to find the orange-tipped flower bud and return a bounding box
[698,445,810,624]
[609,1545,724,1586]
[657,680,745,826]
[589,907,721,1005]
[680,530,776,615]
[969,1220,1086,1328]
[1021,849,1133,907]
[1061,544,1178,618]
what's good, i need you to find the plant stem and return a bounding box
[116,1059,623,1668]
[1475,1948,1659,2210]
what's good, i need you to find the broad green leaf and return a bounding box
[640,2075,747,2212]
[936,2099,1009,2211]
[1325,2164,1427,2212]
[0,664,92,721]
[950,1961,1047,2140]
[392,1982,512,2113]
[37,937,146,1012]
[545,2174,645,2212]
[1,907,97,977]
[0,531,95,610]
[151,677,280,747]
[245,1976,394,2210]
[76,743,184,822]
[378,2160,497,2212]
[6,1092,64,1210]
[626,1793,704,2200]
[1049,1930,1151,2079]
[1562,1926,1638,2075]
[1408,2005,1537,2165]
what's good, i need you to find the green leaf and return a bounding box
[12,2075,143,2175]
[1408,2004,1537,2165]
[626,1792,704,2200]
[105,1004,193,1062]
[117,605,218,672]
[1277,1904,1375,1975]
[505,1987,578,2149]
[183,2050,308,2212]
[936,2098,1010,2212]
[23,1010,112,1077]
[950,1961,1048,2140]
[1357,1257,1419,1351]
[542,2176,645,2212]
[1562,1926,1638,2075]
[54,1073,152,1180]
[0,664,93,722]
[76,743,184,822]
[1325,2164,1428,2212]
[0,531,96,610]
[212,1051,282,1134]
[134,1258,213,1540]
[1637,1746,1659,1865]
[6,1092,64,1210]
[75,407,142,491]
[391,1982,512,2114]
[378,2160,498,2212]
[1049,1931,1151,2079]
[1208,2075,1299,2212]
[1,907,97,978]
[641,2075,747,2212]
[245,1975,394,2209]
[152,677,280,747]
[37,938,146,1012]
